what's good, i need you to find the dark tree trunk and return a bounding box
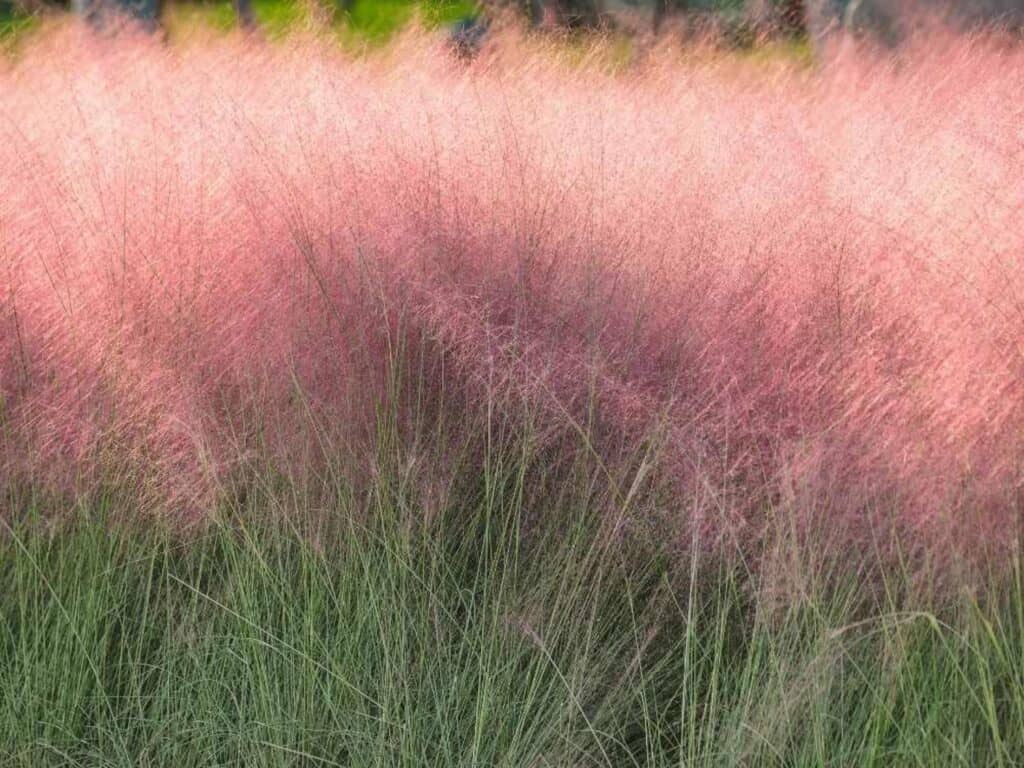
[74,0,162,31]
[234,0,256,29]
[775,0,807,34]
[653,0,687,35]
[526,0,543,26]
[553,0,599,28]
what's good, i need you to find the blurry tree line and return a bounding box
[498,0,1024,37]
[7,0,1024,39]
[504,0,809,35]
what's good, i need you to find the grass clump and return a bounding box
[3,507,1024,764]
[2,402,1024,766]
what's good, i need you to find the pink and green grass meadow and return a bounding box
[2,20,1024,765]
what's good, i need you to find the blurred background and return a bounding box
[1,0,1023,51]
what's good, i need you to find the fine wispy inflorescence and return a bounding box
[1,25,1022,563]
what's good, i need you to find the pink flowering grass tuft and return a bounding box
[0,27,1022,557]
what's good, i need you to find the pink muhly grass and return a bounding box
[0,27,1021,559]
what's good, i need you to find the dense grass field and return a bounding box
[1,14,1024,765]
[4,458,1024,766]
